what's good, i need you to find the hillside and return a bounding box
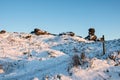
[0,32,120,80]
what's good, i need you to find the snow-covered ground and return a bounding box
[0,32,120,80]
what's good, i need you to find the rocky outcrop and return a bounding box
[31,28,50,35]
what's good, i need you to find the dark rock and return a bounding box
[0,30,6,34]
[59,32,75,36]
[31,28,51,35]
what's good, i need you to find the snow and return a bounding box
[0,32,120,80]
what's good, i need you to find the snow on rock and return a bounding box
[0,32,120,80]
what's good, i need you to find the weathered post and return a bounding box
[102,35,105,55]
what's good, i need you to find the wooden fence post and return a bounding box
[102,35,105,55]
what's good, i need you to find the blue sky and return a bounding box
[0,0,120,40]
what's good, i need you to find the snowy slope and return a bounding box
[0,32,120,80]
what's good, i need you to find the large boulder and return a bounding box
[85,28,97,41]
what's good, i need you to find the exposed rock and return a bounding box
[59,32,75,36]
[0,30,6,34]
[31,28,51,35]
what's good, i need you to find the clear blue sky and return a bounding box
[0,0,120,40]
